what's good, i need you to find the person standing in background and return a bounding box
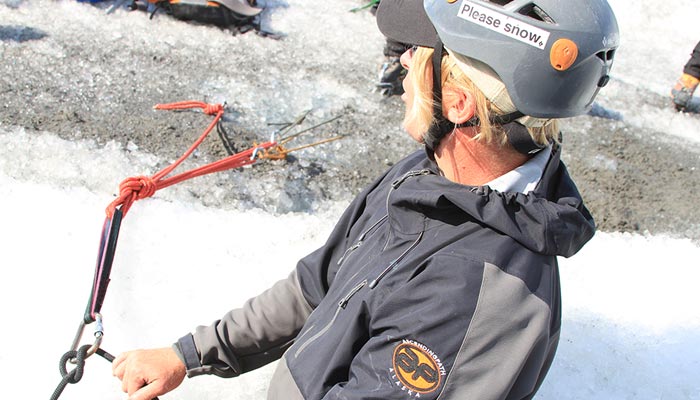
[671,40,700,112]
[371,0,410,96]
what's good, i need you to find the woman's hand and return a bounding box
[112,347,186,400]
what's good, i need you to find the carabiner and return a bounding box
[69,313,104,363]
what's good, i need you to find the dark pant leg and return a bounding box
[683,40,700,79]
[384,38,410,58]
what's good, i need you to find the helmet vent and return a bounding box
[517,4,555,24]
[484,1,555,23]
[596,49,616,62]
[487,0,514,5]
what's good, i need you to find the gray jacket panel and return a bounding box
[437,262,554,400]
[177,270,312,377]
[268,357,304,400]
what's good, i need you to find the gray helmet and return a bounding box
[377,0,620,118]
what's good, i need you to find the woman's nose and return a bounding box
[400,49,411,70]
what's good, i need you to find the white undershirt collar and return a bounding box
[484,145,552,194]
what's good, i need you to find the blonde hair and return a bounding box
[404,47,559,147]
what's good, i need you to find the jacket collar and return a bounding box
[387,145,595,257]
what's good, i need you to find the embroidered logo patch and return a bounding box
[391,339,446,397]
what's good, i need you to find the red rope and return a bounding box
[105,101,277,217]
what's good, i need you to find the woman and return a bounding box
[113,0,619,399]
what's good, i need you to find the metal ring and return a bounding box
[69,313,104,363]
[85,313,105,358]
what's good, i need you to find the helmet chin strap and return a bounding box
[423,39,453,154]
[423,39,542,157]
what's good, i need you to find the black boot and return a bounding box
[376,56,406,96]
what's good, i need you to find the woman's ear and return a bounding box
[443,88,476,124]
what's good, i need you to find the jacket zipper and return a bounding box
[391,169,432,188]
[385,169,432,215]
[338,280,368,309]
[368,169,431,289]
[338,170,430,268]
[294,280,368,358]
[294,170,432,356]
[336,214,388,267]
[368,229,423,289]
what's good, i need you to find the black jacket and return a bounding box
[176,145,595,400]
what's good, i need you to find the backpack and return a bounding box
[119,0,280,37]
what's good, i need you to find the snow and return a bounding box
[1,0,700,399]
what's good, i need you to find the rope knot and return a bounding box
[119,175,157,200]
[58,345,89,384]
[51,345,91,400]
[203,103,223,115]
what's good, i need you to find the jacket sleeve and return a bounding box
[175,269,313,378]
[321,256,557,400]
